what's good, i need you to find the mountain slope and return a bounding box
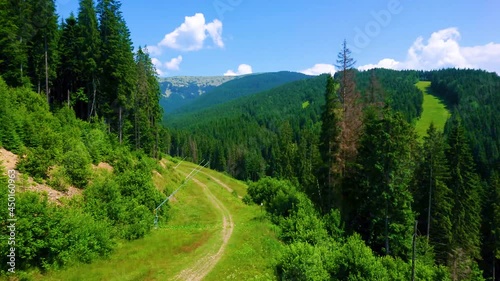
[159,76,237,114]
[426,69,500,174]
[166,71,311,117]
[163,69,429,181]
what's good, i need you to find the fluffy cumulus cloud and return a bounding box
[300,64,336,76]
[151,57,166,76]
[358,58,400,71]
[165,55,183,70]
[358,27,500,73]
[158,13,224,52]
[224,64,253,76]
[145,45,162,56]
[151,55,183,76]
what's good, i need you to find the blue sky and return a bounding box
[57,0,500,77]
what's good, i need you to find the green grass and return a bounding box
[176,162,283,281]
[32,160,281,280]
[414,81,451,138]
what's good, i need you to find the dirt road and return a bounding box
[174,176,234,281]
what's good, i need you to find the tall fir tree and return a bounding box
[27,0,58,102]
[297,124,321,202]
[348,108,416,258]
[77,0,101,119]
[276,121,297,180]
[97,0,137,143]
[0,0,33,87]
[366,69,385,108]
[414,123,453,264]
[492,172,500,280]
[335,40,363,177]
[55,14,82,106]
[318,74,341,211]
[482,171,500,280]
[134,47,161,157]
[446,115,482,271]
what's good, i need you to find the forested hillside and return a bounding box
[0,77,169,273]
[425,69,500,176]
[166,71,311,117]
[166,68,424,181]
[0,0,166,157]
[0,0,172,276]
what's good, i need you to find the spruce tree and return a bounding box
[414,123,453,264]
[276,121,296,180]
[55,14,82,106]
[27,0,58,102]
[492,172,500,280]
[318,75,341,211]
[97,0,137,143]
[350,109,416,258]
[134,47,161,157]
[335,40,363,177]
[446,116,482,260]
[0,0,32,87]
[366,69,385,107]
[77,0,101,118]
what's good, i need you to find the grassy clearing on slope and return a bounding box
[37,167,220,280]
[414,81,451,138]
[35,159,281,280]
[175,162,283,280]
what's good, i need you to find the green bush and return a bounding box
[83,127,112,164]
[83,170,165,240]
[278,242,330,281]
[0,189,115,271]
[47,166,69,192]
[0,79,22,151]
[61,142,91,188]
[329,234,389,280]
[17,146,57,181]
[247,177,300,218]
[277,195,328,245]
[110,146,135,174]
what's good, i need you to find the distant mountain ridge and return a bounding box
[159,76,237,114]
[164,71,311,117]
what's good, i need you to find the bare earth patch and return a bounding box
[95,162,113,172]
[1,147,82,204]
[0,147,18,171]
[25,184,82,204]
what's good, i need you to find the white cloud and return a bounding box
[358,27,500,73]
[300,64,336,76]
[205,19,224,48]
[151,57,165,76]
[158,13,224,51]
[151,56,183,76]
[224,64,253,76]
[145,45,162,56]
[358,58,400,71]
[165,55,183,70]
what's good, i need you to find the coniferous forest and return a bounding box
[1,0,500,280]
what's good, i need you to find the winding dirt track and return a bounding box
[174,176,234,281]
[199,171,243,199]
